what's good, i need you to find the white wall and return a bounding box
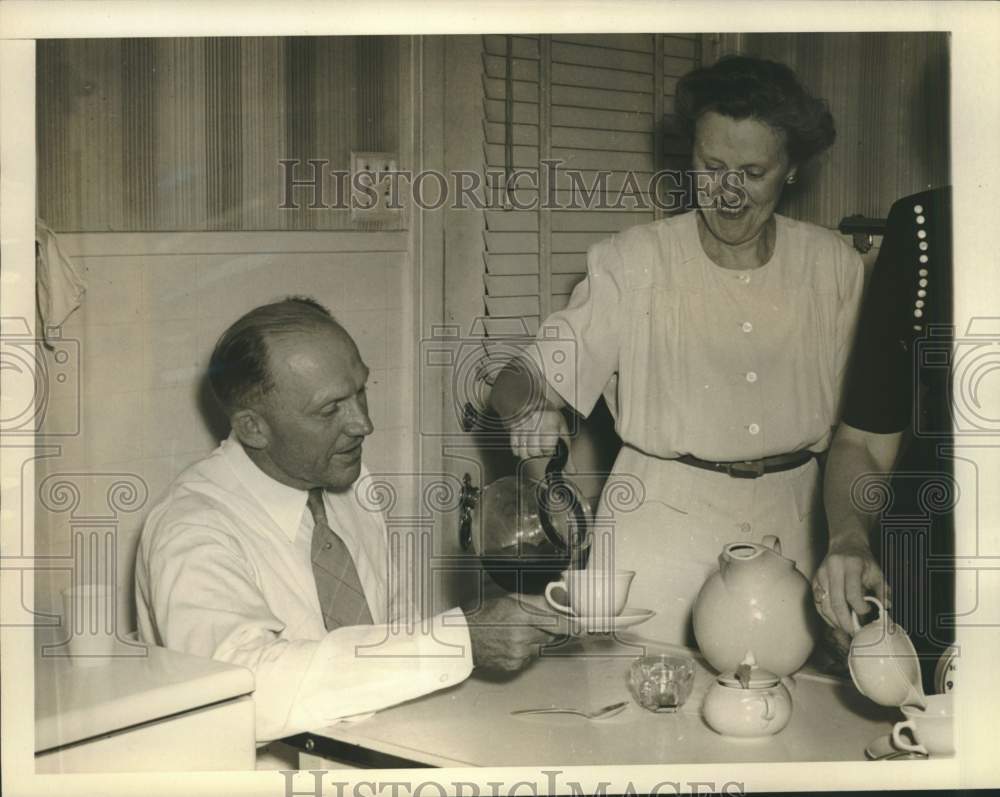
[35,231,415,631]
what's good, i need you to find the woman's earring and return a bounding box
[786,173,797,185]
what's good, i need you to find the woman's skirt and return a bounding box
[587,444,826,646]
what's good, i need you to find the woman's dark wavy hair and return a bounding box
[208,295,339,413]
[675,55,836,164]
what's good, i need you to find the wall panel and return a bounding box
[736,32,950,226]
[37,37,402,231]
[35,231,412,630]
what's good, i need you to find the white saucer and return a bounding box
[864,733,927,761]
[567,608,656,633]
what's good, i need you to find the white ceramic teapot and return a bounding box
[693,535,816,677]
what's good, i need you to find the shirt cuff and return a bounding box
[284,609,474,738]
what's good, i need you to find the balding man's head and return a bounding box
[209,297,373,490]
[209,296,345,415]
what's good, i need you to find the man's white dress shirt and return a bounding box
[135,434,473,743]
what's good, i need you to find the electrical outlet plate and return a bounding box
[350,151,401,223]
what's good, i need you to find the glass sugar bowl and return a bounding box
[628,654,696,713]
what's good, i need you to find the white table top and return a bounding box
[35,633,255,753]
[309,634,900,767]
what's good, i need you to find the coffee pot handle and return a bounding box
[761,535,781,555]
[538,439,590,561]
[850,595,885,635]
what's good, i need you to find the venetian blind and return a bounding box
[480,34,702,337]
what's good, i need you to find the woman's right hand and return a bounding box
[812,537,891,634]
[508,407,569,460]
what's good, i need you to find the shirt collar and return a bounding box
[676,209,703,265]
[221,432,310,543]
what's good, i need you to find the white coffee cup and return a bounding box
[892,693,954,756]
[544,569,635,618]
[61,584,118,666]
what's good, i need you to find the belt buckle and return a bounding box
[726,460,765,479]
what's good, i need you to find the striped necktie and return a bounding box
[308,488,374,629]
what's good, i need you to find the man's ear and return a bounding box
[231,407,270,451]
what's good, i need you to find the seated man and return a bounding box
[815,187,954,690]
[136,297,565,743]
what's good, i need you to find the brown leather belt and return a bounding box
[674,450,816,479]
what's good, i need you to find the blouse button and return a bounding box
[748,423,761,435]
[913,324,923,332]
[916,215,926,224]
[915,300,925,309]
[746,371,758,383]
[919,278,928,287]
[914,204,924,214]
[917,230,927,239]
[742,321,753,333]
[918,289,927,298]
[914,309,924,319]
[919,255,929,264]
[919,242,929,251]
[919,268,929,277]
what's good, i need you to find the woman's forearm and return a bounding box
[490,355,565,424]
[823,422,903,551]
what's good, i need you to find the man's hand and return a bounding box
[464,595,572,672]
[812,536,891,634]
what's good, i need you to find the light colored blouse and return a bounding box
[533,211,865,461]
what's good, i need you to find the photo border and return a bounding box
[2,2,998,795]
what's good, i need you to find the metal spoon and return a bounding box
[510,700,628,719]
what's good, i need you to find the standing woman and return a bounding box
[491,56,864,645]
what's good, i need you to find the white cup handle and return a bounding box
[850,595,885,635]
[892,720,928,755]
[544,581,575,615]
[760,694,775,721]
